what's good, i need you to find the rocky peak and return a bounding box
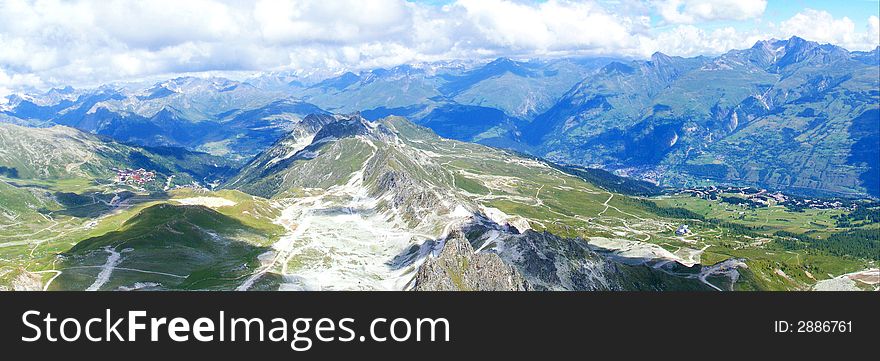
[769,36,850,72]
[311,113,388,141]
[150,106,184,122]
[650,51,673,65]
[412,230,528,291]
[645,51,694,85]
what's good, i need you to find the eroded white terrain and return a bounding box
[238,138,463,291]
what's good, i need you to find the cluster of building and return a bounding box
[169,182,209,192]
[678,185,849,210]
[114,168,156,186]
[779,197,848,211]
[678,186,770,200]
[675,224,690,236]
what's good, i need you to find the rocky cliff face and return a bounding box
[452,218,714,291]
[412,231,528,291]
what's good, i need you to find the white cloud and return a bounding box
[253,0,415,45]
[0,0,877,92]
[779,9,880,51]
[96,0,244,49]
[454,0,638,55]
[0,67,43,103]
[656,0,767,24]
[641,25,766,57]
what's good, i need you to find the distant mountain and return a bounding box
[0,57,606,162]
[525,37,880,197]
[297,58,607,140]
[297,65,445,114]
[1,79,329,161]
[334,58,606,150]
[0,122,235,188]
[852,46,880,65]
[1,38,876,198]
[438,57,613,118]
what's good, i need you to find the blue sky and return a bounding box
[766,1,877,26]
[0,0,878,94]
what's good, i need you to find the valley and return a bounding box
[0,114,875,291]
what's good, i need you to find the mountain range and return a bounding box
[3,37,877,198]
[0,37,877,291]
[525,37,880,198]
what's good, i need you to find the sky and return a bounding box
[0,0,878,96]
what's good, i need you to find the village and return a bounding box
[676,185,851,211]
[113,168,156,186]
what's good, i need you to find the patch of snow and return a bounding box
[311,136,337,145]
[266,135,316,166]
[479,205,531,233]
[175,197,236,208]
[118,282,162,291]
[587,237,692,266]
[86,247,121,291]
[813,268,879,291]
[299,151,319,159]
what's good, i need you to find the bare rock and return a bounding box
[12,270,42,291]
[413,231,528,291]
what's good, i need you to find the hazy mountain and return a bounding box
[297,58,607,139]
[524,37,880,197]
[440,57,611,118]
[0,57,607,164]
[297,65,445,114]
[1,78,330,161]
